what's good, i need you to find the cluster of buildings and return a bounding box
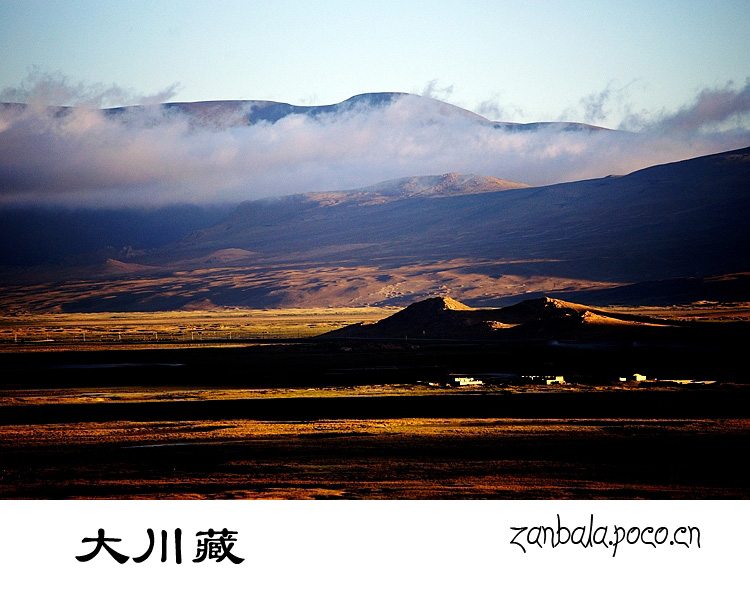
[425,372,716,388]
[427,374,566,387]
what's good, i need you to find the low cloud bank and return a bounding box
[0,67,180,110]
[1,78,749,207]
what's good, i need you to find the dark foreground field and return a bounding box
[1,392,749,499]
[1,339,748,499]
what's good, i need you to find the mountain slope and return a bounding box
[0,203,234,267]
[0,148,748,312]
[165,146,750,281]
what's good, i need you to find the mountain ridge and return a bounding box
[0,92,612,133]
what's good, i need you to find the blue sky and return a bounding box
[1,0,749,128]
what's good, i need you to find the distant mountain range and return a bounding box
[1,92,611,133]
[0,146,748,312]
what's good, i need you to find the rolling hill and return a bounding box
[322,295,746,345]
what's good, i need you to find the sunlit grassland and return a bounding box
[0,383,501,406]
[0,306,398,349]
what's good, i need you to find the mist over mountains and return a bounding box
[103,92,609,133]
[2,88,749,208]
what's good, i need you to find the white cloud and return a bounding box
[1,78,749,207]
[474,94,525,122]
[420,79,454,101]
[627,79,750,134]
[0,67,180,109]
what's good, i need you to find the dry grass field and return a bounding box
[0,383,503,406]
[601,301,750,321]
[0,306,397,349]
